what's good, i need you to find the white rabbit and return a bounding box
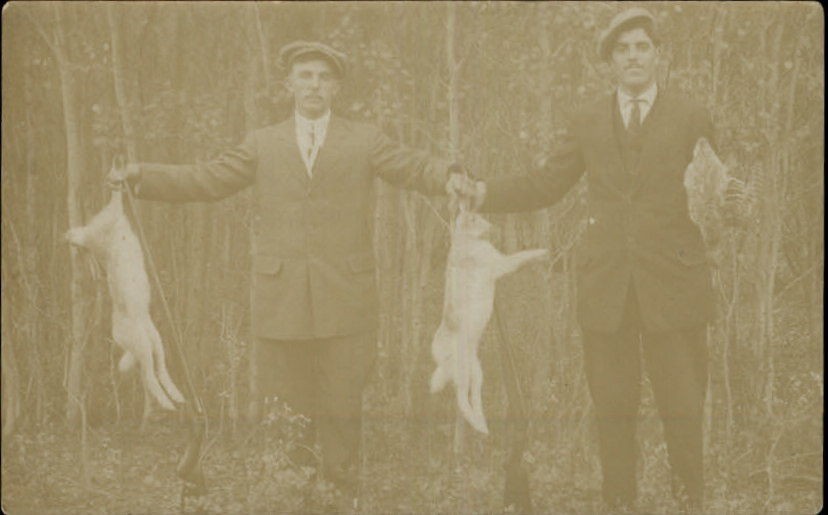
[66,169,184,411]
[430,209,547,434]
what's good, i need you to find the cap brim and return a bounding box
[280,41,347,77]
[290,50,346,76]
[598,13,654,60]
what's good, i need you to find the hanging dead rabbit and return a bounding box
[684,137,752,266]
[429,207,547,434]
[65,158,185,411]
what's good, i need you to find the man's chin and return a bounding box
[303,97,325,105]
[299,104,329,118]
[620,77,653,94]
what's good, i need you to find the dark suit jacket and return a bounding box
[136,115,450,339]
[482,90,715,333]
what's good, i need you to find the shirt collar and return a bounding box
[295,110,331,131]
[617,82,658,109]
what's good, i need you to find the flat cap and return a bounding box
[597,7,655,60]
[279,40,348,77]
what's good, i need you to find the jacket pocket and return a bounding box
[676,248,709,266]
[347,252,375,273]
[254,255,283,275]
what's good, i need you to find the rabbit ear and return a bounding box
[112,154,126,170]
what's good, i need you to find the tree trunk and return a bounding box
[24,73,44,429]
[444,1,468,458]
[107,3,157,428]
[533,7,555,419]
[107,4,138,163]
[243,4,263,424]
[54,3,90,427]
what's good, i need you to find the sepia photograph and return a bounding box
[1,1,823,513]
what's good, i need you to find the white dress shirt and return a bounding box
[617,82,658,129]
[295,110,331,176]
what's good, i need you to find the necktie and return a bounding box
[307,125,315,161]
[627,99,642,136]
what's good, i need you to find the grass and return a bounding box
[2,383,822,514]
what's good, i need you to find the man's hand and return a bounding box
[446,172,486,210]
[106,163,141,190]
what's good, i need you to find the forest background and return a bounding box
[1,1,823,513]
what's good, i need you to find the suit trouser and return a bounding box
[256,331,377,494]
[582,284,708,506]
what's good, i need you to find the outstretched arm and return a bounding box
[119,131,259,203]
[370,127,452,196]
[480,129,585,214]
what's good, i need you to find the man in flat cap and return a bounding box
[112,40,462,509]
[452,7,746,512]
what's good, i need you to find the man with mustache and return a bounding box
[112,41,462,511]
[450,7,745,512]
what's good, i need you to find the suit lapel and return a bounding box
[598,93,630,195]
[602,93,623,160]
[310,115,347,189]
[629,90,668,194]
[271,117,310,188]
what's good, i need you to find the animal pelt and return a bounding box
[429,210,547,434]
[683,138,736,265]
[66,189,184,410]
